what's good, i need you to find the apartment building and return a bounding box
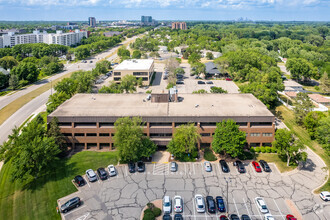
[113,59,154,86]
[45,30,87,46]
[89,17,96,27]
[172,22,187,30]
[0,36,3,48]
[48,93,275,151]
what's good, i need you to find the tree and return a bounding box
[54,78,77,96]
[117,46,130,58]
[132,50,142,59]
[316,117,330,154]
[210,87,228,94]
[0,56,18,70]
[206,52,214,60]
[303,111,326,139]
[46,91,71,113]
[191,62,206,76]
[286,58,317,81]
[114,117,156,162]
[318,26,329,40]
[75,46,91,60]
[71,71,94,93]
[99,81,124,93]
[9,74,19,89]
[47,117,67,155]
[0,72,9,89]
[272,129,306,166]
[192,89,207,94]
[174,68,185,76]
[212,119,246,158]
[120,75,141,93]
[167,123,200,159]
[319,73,330,93]
[11,62,39,83]
[293,92,313,125]
[188,52,201,64]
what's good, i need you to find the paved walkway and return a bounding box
[152,151,170,163]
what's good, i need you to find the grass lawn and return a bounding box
[255,153,296,173]
[276,105,330,192]
[0,151,118,220]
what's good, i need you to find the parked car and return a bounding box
[206,81,213,84]
[163,214,171,220]
[252,161,262,172]
[230,214,240,220]
[173,195,183,213]
[137,161,145,172]
[234,160,245,173]
[264,213,275,220]
[241,214,251,220]
[97,167,108,180]
[107,164,117,177]
[170,162,177,172]
[197,81,205,84]
[163,196,172,214]
[73,175,85,187]
[174,214,183,220]
[90,60,93,63]
[220,215,229,220]
[194,75,202,79]
[194,194,206,213]
[219,160,229,173]
[259,160,271,172]
[176,81,184,85]
[216,196,226,212]
[128,162,136,173]
[255,197,269,213]
[320,191,330,201]
[177,74,184,79]
[286,214,297,220]
[204,161,212,172]
[206,196,216,213]
[86,169,97,182]
[225,78,232,81]
[60,197,81,213]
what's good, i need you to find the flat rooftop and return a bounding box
[114,59,154,71]
[49,93,274,118]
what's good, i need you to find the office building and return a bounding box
[172,22,187,30]
[141,16,152,24]
[89,17,96,27]
[48,93,275,151]
[113,59,154,86]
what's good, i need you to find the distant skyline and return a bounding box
[0,0,329,21]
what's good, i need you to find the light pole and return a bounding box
[224,177,231,216]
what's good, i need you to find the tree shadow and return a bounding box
[299,158,316,172]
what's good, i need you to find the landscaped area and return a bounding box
[0,151,118,220]
[256,153,297,173]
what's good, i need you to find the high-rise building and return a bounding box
[141,16,153,25]
[171,22,187,30]
[88,17,96,27]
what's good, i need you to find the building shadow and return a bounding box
[152,72,162,86]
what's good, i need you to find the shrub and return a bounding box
[143,209,155,220]
[146,90,152,94]
[152,207,161,217]
[250,147,255,152]
[271,147,277,153]
[314,86,320,91]
[147,203,155,210]
[265,147,271,153]
[238,151,254,160]
[255,147,261,153]
[260,146,266,153]
[204,147,217,161]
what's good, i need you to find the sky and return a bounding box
[0,0,329,21]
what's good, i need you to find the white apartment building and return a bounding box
[1,30,87,48]
[0,36,3,48]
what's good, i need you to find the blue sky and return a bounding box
[0,0,329,21]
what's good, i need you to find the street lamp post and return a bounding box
[224,177,231,216]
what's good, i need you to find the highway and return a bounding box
[0,35,142,145]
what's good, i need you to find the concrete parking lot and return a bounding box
[58,158,329,220]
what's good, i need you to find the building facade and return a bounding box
[48,93,275,151]
[113,59,154,86]
[172,22,187,30]
[89,17,96,27]
[141,16,152,24]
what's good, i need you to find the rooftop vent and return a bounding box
[195,104,199,108]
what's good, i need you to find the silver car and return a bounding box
[163,196,171,214]
[86,169,97,182]
[170,162,177,172]
[204,161,212,172]
[173,196,183,213]
[195,194,205,213]
[107,164,117,177]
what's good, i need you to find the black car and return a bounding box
[176,81,184,85]
[163,214,172,220]
[60,197,81,213]
[219,160,229,173]
[259,160,271,172]
[206,196,216,213]
[216,196,226,212]
[137,161,145,172]
[174,214,183,220]
[128,162,136,173]
[206,81,213,84]
[97,168,108,180]
[241,214,251,220]
[73,175,85,187]
[197,81,205,84]
[230,214,240,220]
[234,160,245,173]
[176,74,184,79]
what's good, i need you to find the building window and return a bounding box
[114,77,121,81]
[87,143,97,148]
[63,133,72,136]
[74,122,97,128]
[236,122,248,127]
[250,133,260,137]
[99,122,114,128]
[150,122,172,127]
[86,133,97,136]
[99,133,110,136]
[200,122,217,127]
[250,143,260,147]
[150,133,172,137]
[114,72,121,76]
[58,122,71,127]
[133,72,148,76]
[74,133,85,136]
[141,77,148,81]
[175,122,197,127]
[201,133,211,137]
[262,133,273,137]
[250,122,272,127]
[100,143,110,147]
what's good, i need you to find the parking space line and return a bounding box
[192,198,197,220]
[253,198,263,219]
[184,163,187,175]
[204,211,208,219]
[192,163,196,175]
[217,162,222,176]
[273,199,285,220]
[125,166,128,177]
[62,205,86,217]
[75,212,89,220]
[200,162,204,174]
[250,163,257,176]
[243,198,252,217]
[233,198,240,216]
[83,176,90,188]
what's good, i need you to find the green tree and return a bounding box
[120,75,141,93]
[114,117,156,162]
[46,91,71,113]
[316,117,330,154]
[192,89,207,94]
[9,74,19,89]
[0,72,9,89]
[132,50,142,59]
[293,92,313,125]
[54,78,77,96]
[191,62,206,76]
[206,52,214,60]
[303,111,326,139]
[286,58,317,81]
[212,119,246,158]
[47,117,67,155]
[11,62,39,83]
[167,123,200,159]
[319,72,330,93]
[272,129,306,166]
[0,56,18,70]
[74,46,91,60]
[210,87,228,94]
[71,71,94,93]
[117,46,130,58]
[174,68,185,76]
[99,81,124,93]
[188,52,201,64]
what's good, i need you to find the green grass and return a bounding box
[204,147,217,161]
[0,91,11,96]
[0,151,118,220]
[276,105,330,192]
[256,153,297,173]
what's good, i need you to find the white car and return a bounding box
[255,197,269,213]
[173,196,183,213]
[195,194,205,213]
[170,162,177,172]
[86,169,97,182]
[163,196,171,214]
[320,191,330,201]
[204,161,212,172]
[107,165,117,177]
[264,213,275,220]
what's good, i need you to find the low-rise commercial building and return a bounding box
[113,59,154,86]
[48,93,275,151]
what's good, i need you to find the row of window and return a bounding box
[250,133,273,137]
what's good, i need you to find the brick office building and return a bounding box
[48,93,275,151]
[172,22,187,30]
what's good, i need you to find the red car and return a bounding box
[225,78,232,81]
[220,215,229,220]
[252,161,262,172]
[286,214,297,220]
